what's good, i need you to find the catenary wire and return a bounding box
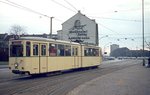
[64,0,78,12]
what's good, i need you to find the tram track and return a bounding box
[0,60,142,95]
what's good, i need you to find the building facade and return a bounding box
[57,11,99,46]
[110,44,119,53]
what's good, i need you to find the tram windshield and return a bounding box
[10,44,23,57]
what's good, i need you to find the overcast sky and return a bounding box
[0,0,150,52]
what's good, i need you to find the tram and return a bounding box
[9,37,102,75]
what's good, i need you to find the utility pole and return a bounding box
[50,17,54,39]
[142,0,145,66]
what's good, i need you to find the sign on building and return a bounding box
[58,11,99,46]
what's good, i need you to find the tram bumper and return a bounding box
[12,70,29,75]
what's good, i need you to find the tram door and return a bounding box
[39,44,47,73]
[73,47,79,68]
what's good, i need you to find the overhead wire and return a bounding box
[99,33,150,35]
[0,0,65,23]
[89,16,142,22]
[5,0,51,18]
[3,0,147,26]
[1,0,149,23]
[63,0,78,11]
[97,22,146,42]
[1,0,149,42]
[98,22,120,35]
[51,0,76,13]
[145,40,150,47]
[0,0,22,9]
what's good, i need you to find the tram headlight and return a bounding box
[14,63,19,68]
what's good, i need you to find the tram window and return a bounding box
[96,49,100,56]
[84,48,99,56]
[93,49,99,56]
[65,45,71,56]
[26,42,30,56]
[49,44,57,56]
[75,48,78,56]
[58,44,64,56]
[84,48,94,56]
[72,48,78,56]
[33,44,38,56]
[41,45,46,56]
[10,45,23,57]
[89,48,93,56]
[85,48,88,56]
[84,48,88,56]
[72,48,75,56]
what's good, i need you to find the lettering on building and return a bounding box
[68,20,90,42]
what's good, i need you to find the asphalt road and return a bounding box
[0,59,144,95]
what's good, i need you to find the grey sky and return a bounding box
[0,0,150,52]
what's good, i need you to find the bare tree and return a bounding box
[9,25,27,36]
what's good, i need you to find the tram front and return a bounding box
[9,40,29,75]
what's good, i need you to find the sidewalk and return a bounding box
[0,62,8,69]
[67,63,150,95]
[0,65,8,69]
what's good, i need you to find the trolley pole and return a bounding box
[142,0,145,66]
[50,17,54,39]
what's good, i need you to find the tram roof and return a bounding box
[15,37,80,45]
[11,37,100,47]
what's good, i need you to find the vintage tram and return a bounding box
[9,37,102,75]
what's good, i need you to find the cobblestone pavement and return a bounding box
[0,59,147,95]
[67,60,150,95]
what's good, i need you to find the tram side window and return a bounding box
[89,48,93,56]
[57,44,64,56]
[49,44,57,56]
[84,48,99,56]
[26,42,30,56]
[93,49,99,56]
[84,48,89,56]
[33,44,38,56]
[72,48,78,56]
[72,48,74,56]
[41,45,46,56]
[65,45,71,56]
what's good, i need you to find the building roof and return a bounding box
[62,11,96,25]
[0,33,8,40]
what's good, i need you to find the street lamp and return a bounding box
[99,35,108,40]
[99,35,108,46]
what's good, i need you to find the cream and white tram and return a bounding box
[9,37,102,75]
